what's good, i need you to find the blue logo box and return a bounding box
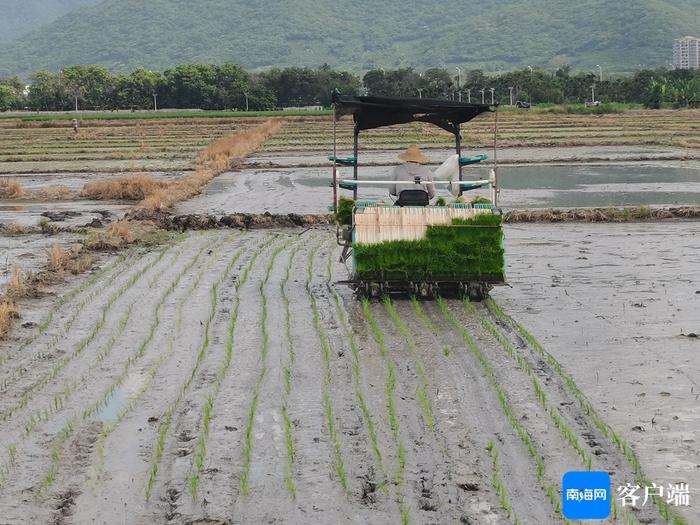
[562,471,611,519]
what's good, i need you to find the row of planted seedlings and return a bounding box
[304,242,350,493]
[484,298,688,525]
[0,239,183,488]
[0,246,138,384]
[143,232,251,500]
[428,297,568,522]
[188,235,282,499]
[37,234,220,491]
[361,298,411,525]
[325,248,389,495]
[462,299,635,522]
[279,242,304,498]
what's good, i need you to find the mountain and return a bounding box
[1,0,698,76]
[0,0,101,42]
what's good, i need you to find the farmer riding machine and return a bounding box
[330,93,506,300]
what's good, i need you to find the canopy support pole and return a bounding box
[353,123,359,201]
[332,111,338,212]
[492,109,499,207]
[456,127,463,196]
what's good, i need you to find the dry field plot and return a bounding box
[0,228,691,524]
[261,110,700,152]
[0,118,265,174]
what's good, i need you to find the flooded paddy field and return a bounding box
[1,113,698,524]
[0,225,695,523]
[179,161,700,215]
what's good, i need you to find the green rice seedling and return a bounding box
[326,257,388,494]
[279,242,305,498]
[237,238,291,497]
[361,298,411,523]
[484,298,688,525]
[383,297,435,430]
[354,214,504,282]
[437,298,566,522]
[0,241,180,422]
[142,235,243,500]
[410,297,438,336]
[304,242,350,494]
[487,440,521,524]
[39,236,215,491]
[465,300,593,469]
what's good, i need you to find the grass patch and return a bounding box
[354,214,504,281]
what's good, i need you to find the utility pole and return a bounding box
[244,93,249,111]
[480,88,485,104]
[489,87,495,105]
[455,66,462,102]
[591,84,596,104]
[595,64,603,82]
[74,95,78,113]
[466,89,471,103]
[508,86,514,106]
[153,93,158,112]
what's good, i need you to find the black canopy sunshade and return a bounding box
[332,93,495,135]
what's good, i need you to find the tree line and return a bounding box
[0,63,698,112]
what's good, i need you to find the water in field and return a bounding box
[179,163,700,214]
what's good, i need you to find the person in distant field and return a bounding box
[72,119,79,134]
[390,145,436,202]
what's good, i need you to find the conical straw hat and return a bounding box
[398,144,431,164]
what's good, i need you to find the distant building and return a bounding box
[673,36,700,70]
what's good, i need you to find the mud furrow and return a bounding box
[482,299,675,525]
[306,243,349,494]
[327,259,389,492]
[408,299,552,524]
[361,299,411,524]
[0,247,136,373]
[437,297,569,521]
[0,239,181,424]
[37,234,219,493]
[238,238,290,496]
[370,298,464,524]
[144,234,243,501]
[280,243,303,497]
[69,233,249,524]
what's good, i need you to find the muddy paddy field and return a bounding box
[0,111,698,524]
